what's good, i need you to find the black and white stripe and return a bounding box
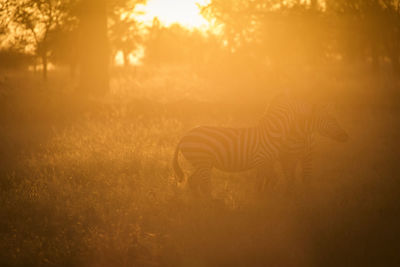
[173,98,308,196]
[270,101,348,188]
[173,96,348,195]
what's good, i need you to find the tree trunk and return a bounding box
[33,59,37,73]
[388,43,400,74]
[78,0,109,96]
[42,53,48,81]
[123,50,129,68]
[371,41,379,72]
[392,55,400,74]
[310,0,318,10]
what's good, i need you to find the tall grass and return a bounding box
[0,65,399,266]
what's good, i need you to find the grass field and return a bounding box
[1,65,399,266]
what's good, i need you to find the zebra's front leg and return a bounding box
[300,151,312,185]
[299,134,314,186]
[280,156,297,190]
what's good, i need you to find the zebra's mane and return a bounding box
[265,94,314,117]
[258,94,320,138]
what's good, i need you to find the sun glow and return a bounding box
[136,0,211,30]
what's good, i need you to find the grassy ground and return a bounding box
[0,66,399,266]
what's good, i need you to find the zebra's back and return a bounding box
[179,126,260,172]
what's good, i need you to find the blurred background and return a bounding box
[0,0,399,266]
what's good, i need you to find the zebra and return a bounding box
[261,102,348,191]
[173,97,348,196]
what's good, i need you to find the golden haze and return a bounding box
[0,0,399,266]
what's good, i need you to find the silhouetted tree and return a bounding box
[4,0,76,81]
[76,0,145,95]
[201,0,329,73]
[326,0,400,72]
[49,27,80,77]
[203,0,400,74]
[75,0,109,95]
[380,1,400,73]
[108,1,144,67]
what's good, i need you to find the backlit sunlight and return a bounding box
[135,0,211,30]
[1,0,399,266]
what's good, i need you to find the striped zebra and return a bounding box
[259,102,348,191]
[173,97,347,196]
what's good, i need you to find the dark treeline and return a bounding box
[0,0,399,94]
[0,0,144,94]
[201,0,400,71]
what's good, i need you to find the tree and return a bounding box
[74,0,109,95]
[108,1,144,67]
[201,0,329,71]
[202,0,400,74]
[48,27,80,77]
[76,0,145,95]
[4,0,76,80]
[326,0,400,72]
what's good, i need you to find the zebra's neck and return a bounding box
[256,121,283,160]
[303,116,321,134]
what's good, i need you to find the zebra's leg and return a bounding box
[280,155,298,190]
[300,150,312,185]
[299,135,313,186]
[188,168,202,196]
[187,165,213,198]
[255,162,274,193]
[198,167,212,197]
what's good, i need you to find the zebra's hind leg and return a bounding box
[280,156,298,192]
[255,162,275,194]
[187,165,213,198]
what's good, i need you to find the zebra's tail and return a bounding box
[173,141,184,183]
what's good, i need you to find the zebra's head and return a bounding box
[312,104,348,142]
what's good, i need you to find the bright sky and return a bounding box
[135,0,211,30]
[118,0,213,66]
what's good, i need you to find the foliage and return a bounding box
[1,0,78,78]
[108,0,145,66]
[143,21,212,66]
[1,0,400,76]
[200,0,400,72]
